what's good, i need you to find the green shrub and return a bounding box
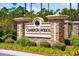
[2,34,16,43]
[28,41,37,46]
[3,28,17,41]
[0,30,4,37]
[4,38,15,43]
[16,37,30,46]
[40,41,51,48]
[2,43,79,56]
[0,37,3,42]
[51,42,66,51]
[52,49,64,56]
[64,39,71,45]
[73,42,79,46]
[69,37,79,45]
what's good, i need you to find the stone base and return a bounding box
[28,37,59,46]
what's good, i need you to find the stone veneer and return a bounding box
[71,21,79,37]
[46,15,67,42]
[13,17,32,39]
[64,21,79,38]
[14,15,69,45]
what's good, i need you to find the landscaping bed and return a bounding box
[0,43,79,56]
[0,36,79,56]
[0,43,54,56]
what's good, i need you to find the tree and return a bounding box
[0,7,9,19]
[37,8,60,21]
[11,6,25,18]
[12,3,27,16]
[59,8,77,21]
[25,10,36,19]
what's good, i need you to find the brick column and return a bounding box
[46,15,68,42]
[64,20,71,39]
[72,21,79,37]
[17,23,23,39]
[13,17,32,39]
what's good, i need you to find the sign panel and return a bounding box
[25,17,51,38]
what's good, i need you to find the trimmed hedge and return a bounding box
[16,37,30,46]
[0,43,55,55]
[0,37,3,42]
[28,41,37,46]
[40,41,51,48]
[5,38,15,43]
[64,39,71,45]
[51,42,66,51]
[69,37,79,46]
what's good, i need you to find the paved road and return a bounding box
[0,53,14,56]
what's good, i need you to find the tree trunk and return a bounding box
[24,3,27,14]
[48,3,49,13]
[41,3,42,14]
[24,3,27,16]
[30,3,32,12]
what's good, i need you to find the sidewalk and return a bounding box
[0,49,43,56]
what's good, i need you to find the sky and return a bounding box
[0,3,78,12]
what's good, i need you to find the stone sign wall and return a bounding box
[64,21,79,38]
[14,15,70,45]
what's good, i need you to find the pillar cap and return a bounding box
[46,15,69,21]
[13,17,32,22]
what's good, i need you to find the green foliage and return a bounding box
[0,28,17,43]
[52,49,64,56]
[51,42,66,51]
[64,39,71,45]
[0,7,9,19]
[1,43,79,56]
[3,28,17,40]
[17,37,30,46]
[0,29,4,37]
[59,8,77,20]
[12,6,25,18]
[28,41,37,46]
[69,37,79,46]
[4,28,16,35]
[4,37,15,43]
[63,46,79,56]
[0,43,54,55]
[0,37,3,42]
[40,40,51,48]
[73,43,79,46]
[0,4,78,26]
[25,11,36,19]
[36,8,60,22]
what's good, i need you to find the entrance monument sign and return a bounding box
[14,15,69,45]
